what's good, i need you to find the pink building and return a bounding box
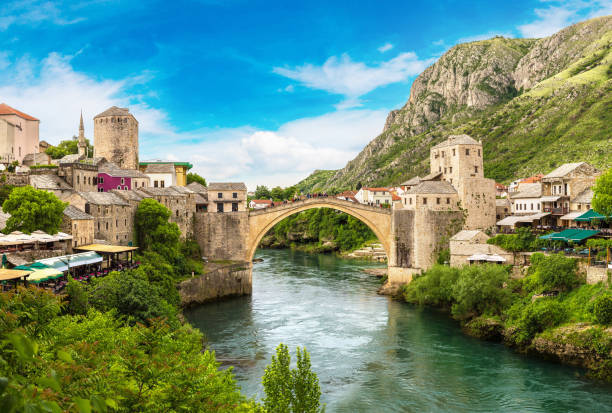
[97,162,149,192]
[0,103,40,163]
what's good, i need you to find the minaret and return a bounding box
[78,111,87,158]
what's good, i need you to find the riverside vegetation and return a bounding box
[402,254,612,381]
[0,191,323,412]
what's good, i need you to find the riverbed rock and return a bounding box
[463,317,504,341]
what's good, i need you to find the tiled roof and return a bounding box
[496,198,510,207]
[111,189,146,201]
[78,191,129,206]
[186,182,208,194]
[168,186,195,195]
[0,103,39,121]
[29,174,72,190]
[401,176,422,186]
[251,199,273,204]
[572,188,593,204]
[520,174,543,183]
[509,183,541,199]
[99,162,149,178]
[543,163,589,179]
[451,230,487,241]
[405,180,457,194]
[208,182,247,191]
[364,187,390,192]
[431,134,480,149]
[422,171,443,181]
[59,154,84,164]
[63,205,93,220]
[195,194,208,204]
[144,163,175,174]
[94,106,133,119]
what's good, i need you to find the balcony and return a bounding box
[543,206,569,215]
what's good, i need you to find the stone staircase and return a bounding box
[346,242,387,262]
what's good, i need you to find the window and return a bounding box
[436,197,440,204]
[564,183,568,195]
[232,202,238,211]
[125,219,127,225]
[446,198,450,204]
[160,181,165,188]
[531,203,534,210]
[93,177,97,185]
[217,203,224,213]
[465,149,470,155]
[409,198,413,205]
[441,151,445,158]
[106,222,108,230]
[449,167,453,173]
[124,186,128,190]
[537,203,540,209]
[77,176,80,184]
[439,166,442,172]
[121,178,125,185]
[452,149,456,156]
[117,185,121,189]
[116,219,118,227]
[478,149,481,157]
[98,222,100,230]
[74,223,77,230]
[154,180,158,188]
[423,197,427,205]
[474,166,478,173]
[218,192,223,199]
[444,168,447,173]
[233,192,238,199]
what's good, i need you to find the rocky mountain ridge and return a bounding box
[298,15,612,192]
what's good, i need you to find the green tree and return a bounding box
[530,253,579,292]
[45,138,93,159]
[270,186,285,201]
[186,172,207,186]
[0,184,14,205]
[134,198,181,260]
[2,186,67,234]
[262,344,322,413]
[592,168,612,218]
[283,186,298,200]
[255,185,272,199]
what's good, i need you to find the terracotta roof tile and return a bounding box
[0,103,39,121]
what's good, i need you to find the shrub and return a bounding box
[64,276,89,315]
[529,253,579,292]
[593,293,612,325]
[508,299,567,345]
[403,265,460,307]
[451,264,512,318]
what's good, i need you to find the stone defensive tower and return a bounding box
[93,106,138,170]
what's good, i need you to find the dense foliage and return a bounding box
[403,254,612,380]
[186,172,207,186]
[592,168,612,218]
[262,344,322,413]
[261,208,376,253]
[486,228,544,252]
[0,184,14,205]
[0,288,250,412]
[45,138,93,159]
[2,186,67,234]
[254,185,297,201]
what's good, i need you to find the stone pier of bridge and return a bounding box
[192,198,464,297]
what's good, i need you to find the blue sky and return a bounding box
[1,0,610,188]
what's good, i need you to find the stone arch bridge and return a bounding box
[194,197,465,291]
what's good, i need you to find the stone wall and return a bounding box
[391,209,414,268]
[178,262,252,306]
[586,266,610,285]
[61,217,94,251]
[94,115,138,170]
[459,177,497,229]
[59,163,98,192]
[195,211,248,261]
[3,173,29,186]
[413,209,465,270]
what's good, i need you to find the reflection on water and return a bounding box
[185,249,612,412]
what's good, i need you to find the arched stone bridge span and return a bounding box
[246,198,393,263]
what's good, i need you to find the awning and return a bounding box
[76,244,139,254]
[496,216,525,226]
[35,252,102,272]
[0,268,32,281]
[36,256,69,272]
[486,254,507,262]
[467,254,489,261]
[28,268,64,284]
[540,196,561,202]
[560,211,584,221]
[545,228,600,242]
[496,213,550,226]
[574,209,609,222]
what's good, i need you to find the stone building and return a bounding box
[449,230,514,267]
[98,162,149,192]
[208,183,247,213]
[186,181,208,212]
[0,103,39,164]
[137,186,196,238]
[509,183,542,215]
[58,162,99,192]
[66,191,133,245]
[400,181,460,211]
[22,152,51,166]
[540,162,600,224]
[139,161,193,187]
[428,134,496,229]
[62,205,94,250]
[496,198,511,221]
[94,106,139,170]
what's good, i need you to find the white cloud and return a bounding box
[518,0,612,38]
[0,0,86,31]
[273,52,429,108]
[0,51,387,189]
[378,43,393,53]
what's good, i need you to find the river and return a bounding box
[185,249,612,412]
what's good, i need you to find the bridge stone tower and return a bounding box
[93,106,139,170]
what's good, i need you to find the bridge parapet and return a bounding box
[249,197,392,216]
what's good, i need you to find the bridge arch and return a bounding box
[246,198,393,263]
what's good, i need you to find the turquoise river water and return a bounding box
[185,249,612,412]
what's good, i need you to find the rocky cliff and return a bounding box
[298,15,612,192]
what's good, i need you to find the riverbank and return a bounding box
[401,255,612,383]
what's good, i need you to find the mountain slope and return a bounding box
[299,15,612,192]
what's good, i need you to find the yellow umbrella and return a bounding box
[28,268,64,284]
